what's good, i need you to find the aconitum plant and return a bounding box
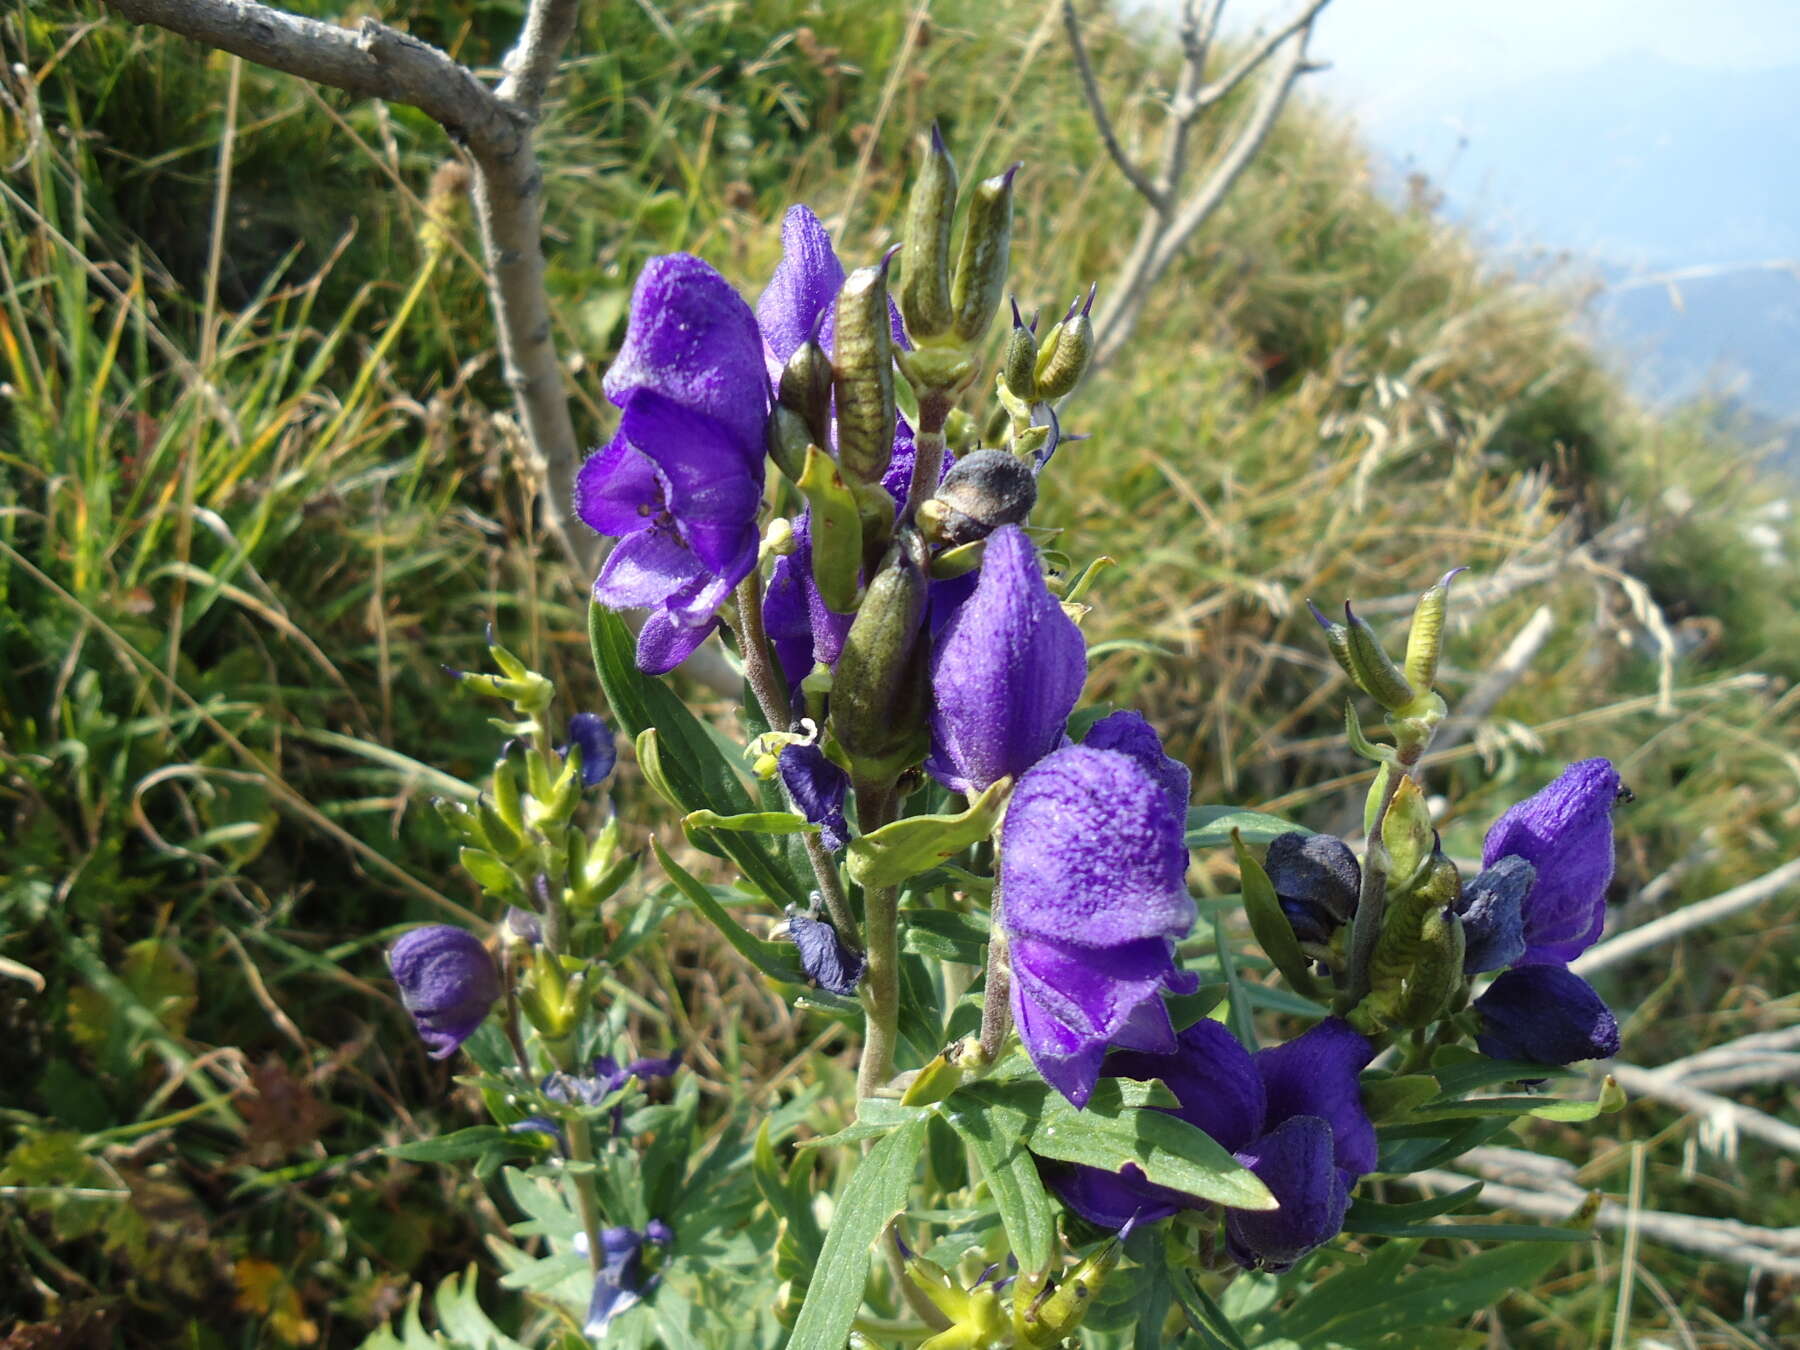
[377,129,1630,1348]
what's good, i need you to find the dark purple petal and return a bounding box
[929,526,1086,794]
[564,712,617,787]
[603,253,768,459]
[1474,965,1620,1065]
[636,610,717,676]
[574,430,662,538]
[584,1226,652,1336]
[1081,711,1190,815]
[763,547,817,692]
[1000,745,1195,950]
[1483,758,1621,964]
[645,1218,674,1247]
[1044,1160,1188,1230]
[756,204,846,369]
[787,911,865,996]
[1106,1017,1267,1153]
[1456,855,1533,973]
[616,392,762,571]
[626,1052,682,1084]
[1265,832,1360,945]
[1253,1018,1377,1179]
[778,743,850,851]
[592,528,707,611]
[1010,934,1181,1053]
[387,925,500,1059]
[1009,979,1110,1109]
[1225,1116,1351,1272]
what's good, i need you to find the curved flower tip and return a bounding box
[756,204,847,371]
[928,525,1086,795]
[1265,832,1360,945]
[1474,965,1620,1065]
[602,253,769,458]
[1002,740,1197,1107]
[564,712,617,788]
[1225,1115,1351,1273]
[1483,758,1622,964]
[387,925,500,1059]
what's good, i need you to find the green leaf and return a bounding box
[1186,806,1308,849]
[1341,1216,1589,1243]
[1359,1073,1442,1123]
[899,907,990,964]
[589,605,806,906]
[846,777,1012,888]
[786,1116,929,1350]
[1233,830,1323,998]
[1400,1084,1620,1125]
[387,1126,533,1164]
[1213,914,1258,1050]
[942,1086,1056,1275]
[650,838,805,985]
[1167,1261,1252,1350]
[1426,1050,1580,1097]
[958,1079,1273,1210]
[682,808,815,836]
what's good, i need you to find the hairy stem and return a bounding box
[566,1113,606,1276]
[855,783,901,1098]
[902,390,953,524]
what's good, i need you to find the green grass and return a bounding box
[3,0,1798,1344]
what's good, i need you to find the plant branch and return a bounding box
[1188,0,1330,111]
[1570,854,1800,978]
[1059,0,1165,211]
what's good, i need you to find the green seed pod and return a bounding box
[1379,775,1434,888]
[778,336,834,448]
[830,530,930,782]
[765,404,813,484]
[899,124,958,343]
[1001,297,1039,402]
[1031,285,1095,401]
[1343,601,1416,711]
[1016,1235,1121,1347]
[1403,566,1465,695]
[1392,906,1466,1029]
[950,162,1018,345]
[796,444,864,614]
[832,252,898,485]
[1307,599,1360,686]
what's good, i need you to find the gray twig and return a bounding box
[1571,854,1800,978]
[1060,0,1165,210]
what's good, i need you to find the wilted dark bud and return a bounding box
[919,448,1038,547]
[796,444,865,615]
[782,906,865,996]
[833,253,899,485]
[831,530,931,781]
[1265,831,1361,945]
[564,712,617,788]
[1403,566,1465,694]
[1002,298,1040,402]
[778,336,834,447]
[388,925,501,1058]
[1343,601,1416,712]
[1455,854,1532,973]
[1031,285,1095,401]
[950,163,1018,345]
[899,124,959,342]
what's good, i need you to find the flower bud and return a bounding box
[950,163,1018,345]
[833,253,899,485]
[1265,831,1360,945]
[387,925,501,1058]
[920,448,1038,546]
[1403,567,1464,694]
[830,530,931,782]
[1001,298,1039,402]
[563,711,617,788]
[899,124,959,343]
[1031,285,1095,401]
[1343,601,1416,712]
[778,335,834,448]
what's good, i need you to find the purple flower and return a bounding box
[1000,731,1197,1108]
[1454,855,1533,973]
[1264,832,1361,946]
[756,204,909,376]
[577,255,769,675]
[1043,1018,1376,1272]
[563,711,617,787]
[582,1220,674,1337]
[778,742,850,851]
[785,908,866,996]
[928,526,1086,795]
[546,1052,682,1108]
[1474,965,1620,1065]
[387,925,500,1058]
[1482,758,1622,965]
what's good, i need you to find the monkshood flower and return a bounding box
[1264,832,1360,946]
[1045,1018,1377,1272]
[1453,854,1532,973]
[778,742,850,851]
[581,1219,674,1339]
[755,203,908,375]
[546,1051,683,1136]
[386,925,501,1059]
[563,711,617,788]
[928,525,1085,795]
[576,254,768,675]
[1482,757,1622,966]
[784,906,866,997]
[1474,964,1621,1065]
[1000,716,1197,1107]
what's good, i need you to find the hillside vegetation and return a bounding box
[2,0,1796,1343]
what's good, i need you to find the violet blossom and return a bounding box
[386,925,501,1059]
[999,717,1197,1108]
[777,742,850,851]
[582,1220,674,1338]
[1474,964,1620,1065]
[1044,1017,1376,1272]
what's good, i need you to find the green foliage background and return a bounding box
[2,0,1796,1344]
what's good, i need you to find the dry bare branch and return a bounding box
[1602,1061,1800,1158]
[1060,0,1165,209]
[1572,854,1800,977]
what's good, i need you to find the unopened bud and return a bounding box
[1002,297,1039,402]
[1343,601,1416,712]
[1031,284,1095,401]
[833,254,899,484]
[1403,566,1465,696]
[899,124,958,342]
[778,336,834,447]
[950,163,1018,345]
[763,516,799,557]
[830,530,931,782]
[922,448,1038,546]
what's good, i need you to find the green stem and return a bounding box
[901,390,952,524]
[978,880,1012,1062]
[566,1113,606,1276]
[856,781,901,1098]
